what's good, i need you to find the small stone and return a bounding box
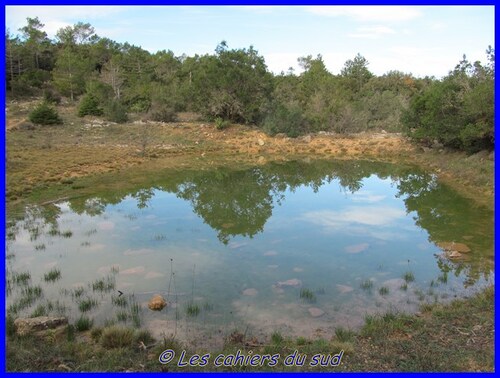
[276,278,302,288]
[242,288,258,296]
[308,307,325,318]
[257,138,265,146]
[148,295,167,311]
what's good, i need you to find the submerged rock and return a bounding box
[308,307,325,318]
[437,242,471,253]
[336,284,354,294]
[14,316,68,336]
[276,278,302,288]
[148,295,167,311]
[242,288,258,296]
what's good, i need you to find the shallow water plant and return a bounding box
[299,288,317,303]
[186,302,200,317]
[44,268,61,282]
[403,271,415,283]
[360,280,374,290]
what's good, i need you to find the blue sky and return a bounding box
[5,5,494,78]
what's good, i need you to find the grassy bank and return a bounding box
[6,286,493,372]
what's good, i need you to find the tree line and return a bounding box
[6,17,494,152]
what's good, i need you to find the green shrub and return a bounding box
[263,104,309,138]
[105,100,128,123]
[78,93,104,117]
[149,104,177,122]
[28,102,63,125]
[214,116,229,130]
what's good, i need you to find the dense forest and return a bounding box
[6,17,494,152]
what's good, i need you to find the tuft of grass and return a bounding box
[299,288,317,303]
[75,316,93,332]
[379,286,389,296]
[72,287,85,298]
[335,327,355,342]
[78,297,98,313]
[90,327,103,341]
[100,326,134,349]
[271,331,284,345]
[12,271,31,285]
[403,271,415,283]
[129,299,142,328]
[134,329,155,345]
[92,276,115,293]
[186,302,200,317]
[360,279,374,290]
[400,283,408,291]
[31,304,47,317]
[116,311,128,322]
[111,295,128,308]
[44,268,61,282]
[34,243,46,251]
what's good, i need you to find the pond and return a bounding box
[6,159,494,349]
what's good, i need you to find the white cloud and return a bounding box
[351,191,386,203]
[6,6,129,36]
[302,206,405,228]
[305,6,422,22]
[349,25,396,39]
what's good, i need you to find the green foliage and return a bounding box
[104,100,128,123]
[78,93,103,117]
[263,103,309,138]
[214,117,230,130]
[403,52,494,152]
[28,102,63,125]
[149,104,177,122]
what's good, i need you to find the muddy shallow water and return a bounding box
[6,159,494,349]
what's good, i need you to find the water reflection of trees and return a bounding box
[7,159,493,285]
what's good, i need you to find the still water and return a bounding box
[6,159,494,348]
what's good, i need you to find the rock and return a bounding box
[257,138,265,146]
[308,307,325,318]
[148,295,167,311]
[432,139,444,149]
[14,316,68,336]
[301,135,312,143]
[336,284,354,294]
[276,278,302,288]
[242,288,258,296]
[437,242,471,253]
[275,133,287,139]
